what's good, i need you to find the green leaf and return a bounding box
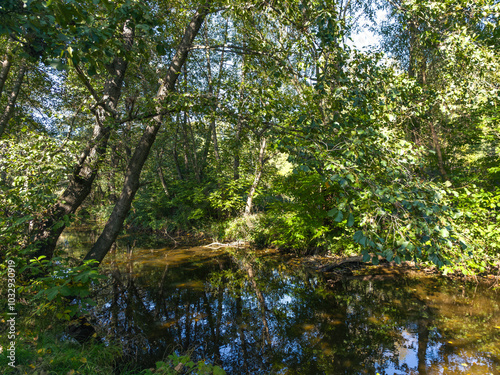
[59,286,71,296]
[353,230,367,246]
[327,208,338,217]
[439,228,449,238]
[347,213,354,227]
[334,210,343,222]
[46,288,59,301]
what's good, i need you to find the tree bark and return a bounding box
[0,42,13,98]
[408,17,418,79]
[200,119,213,175]
[173,123,184,180]
[244,137,267,215]
[233,121,242,180]
[29,20,134,261]
[186,113,201,181]
[0,59,26,137]
[84,3,211,265]
[156,150,170,197]
[204,21,226,164]
[233,55,247,181]
[429,121,447,180]
[31,56,129,260]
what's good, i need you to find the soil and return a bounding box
[296,253,500,287]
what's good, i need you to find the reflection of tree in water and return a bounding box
[87,247,500,374]
[322,278,432,374]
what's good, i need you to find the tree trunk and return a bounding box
[0,42,13,98]
[31,56,129,260]
[156,150,169,197]
[429,121,447,180]
[186,114,201,182]
[0,60,26,137]
[173,124,184,180]
[200,119,213,175]
[233,122,242,180]
[83,3,211,265]
[204,22,226,164]
[244,137,267,215]
[408,18,417,79]
[181,112,191,170]
[233,56,247,181]
[29,19,134,261]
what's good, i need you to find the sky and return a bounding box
[351,28,381,50]
[348,10,387,51]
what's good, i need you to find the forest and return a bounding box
[0,0,499,373]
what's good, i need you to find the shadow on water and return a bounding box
[58,228,500,374]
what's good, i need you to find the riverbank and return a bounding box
[295,253,500,287]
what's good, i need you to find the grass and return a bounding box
[0,314,225,375]
[0,325,124,374]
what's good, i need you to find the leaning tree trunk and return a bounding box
[83,3,211,265]
[29,21,134,261]
[30,55,129,261]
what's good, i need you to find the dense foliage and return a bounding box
[0,0,499,372]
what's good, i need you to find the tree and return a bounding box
[83,1,213,265]
[378,0,500,181]
[29,0,151,261]
[1,0,498,273]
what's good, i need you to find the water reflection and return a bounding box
[58,230,500,374]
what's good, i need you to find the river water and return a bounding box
[59,227,500,374]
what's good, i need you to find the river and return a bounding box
[59,227,500,374]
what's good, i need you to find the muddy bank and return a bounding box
[295,253,500,286]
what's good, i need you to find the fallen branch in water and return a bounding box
[204,241,247,249]
[163,229,179,248]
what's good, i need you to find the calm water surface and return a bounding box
[59,227,500,374]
